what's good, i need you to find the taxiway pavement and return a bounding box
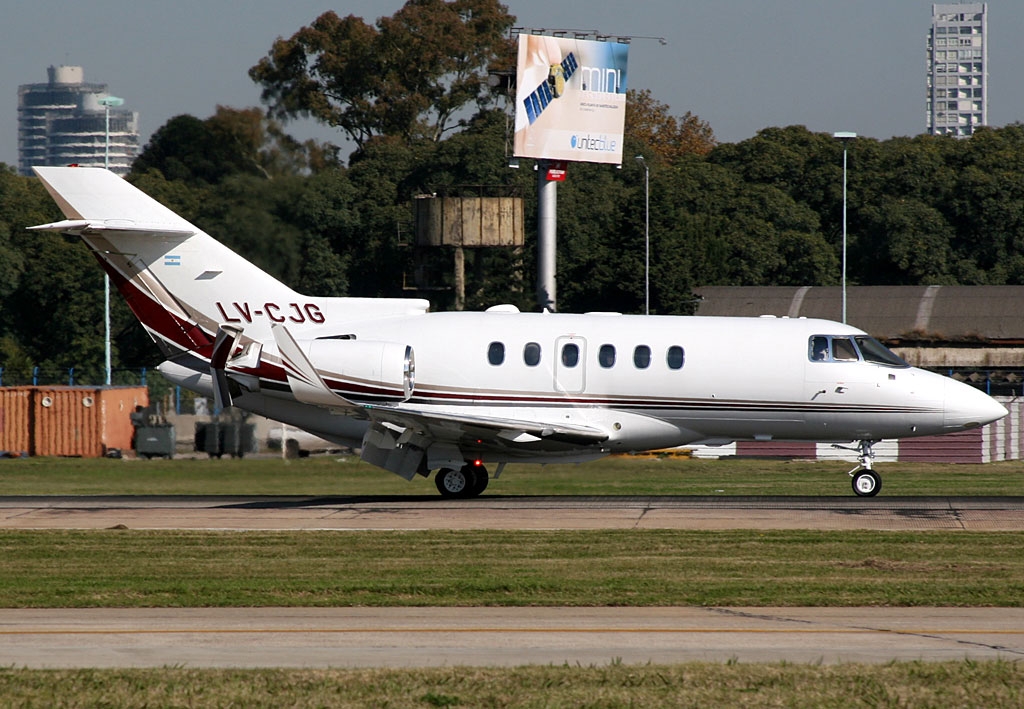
[2,607,1022,668]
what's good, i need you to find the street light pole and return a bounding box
[833,132,856,324]
[635,155,650,315]
[98,96,124,386]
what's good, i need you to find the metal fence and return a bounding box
[0,366,150,388]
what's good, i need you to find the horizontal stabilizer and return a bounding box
[27,218,195,239]
[31,166,198,234]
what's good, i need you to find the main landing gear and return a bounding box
[833,440,882,497]
[434,462,489,498]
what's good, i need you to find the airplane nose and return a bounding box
[943,377,1008,430]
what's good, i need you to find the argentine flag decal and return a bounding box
[164,254,181,267]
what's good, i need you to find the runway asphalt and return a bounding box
[1,494,1023,530]
[2,494,1022,669]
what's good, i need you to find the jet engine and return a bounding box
[298,338,415,402]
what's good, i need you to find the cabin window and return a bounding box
[561,343,580,367]
[633,345,651,369]
[487,341,505,366]
[523,342,541,366]
[666,345,685,370]
[598,344,616,368]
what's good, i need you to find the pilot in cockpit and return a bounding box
[811,338,829,361]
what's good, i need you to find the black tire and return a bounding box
[465,463,489,496]
[435,467,469,498]
[852,470,881,497]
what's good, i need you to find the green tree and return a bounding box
[133,107,336,185]
[132,114,241,184]
[856,197,957,285]
[4,230,106,374]
[557,161,639,312]
[249,1,515,150]
[0,167,36,304]
[947,125,1024,283]
[0,169,111,378]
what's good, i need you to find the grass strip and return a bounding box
[2,529,1023,607]
[1,661,1022,708]
[1,455,1023,497]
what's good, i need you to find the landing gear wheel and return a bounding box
[434,467,469,498]
[465,463,489,496]
[434,464,489,498]
[852,470,881,497]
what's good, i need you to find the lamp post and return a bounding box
[635,155,650,315]
[98,96,124,386]
[833,131,856,324]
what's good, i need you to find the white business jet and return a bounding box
[29,167,1007,497]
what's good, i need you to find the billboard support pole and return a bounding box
[537,159,557,312]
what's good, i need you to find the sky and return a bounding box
[4,1,1024,168]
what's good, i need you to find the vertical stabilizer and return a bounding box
[31,167,308,353]
[30,167,430,366]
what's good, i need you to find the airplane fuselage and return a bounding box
[161,309,999,462]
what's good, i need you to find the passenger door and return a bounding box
[554,336,586,393]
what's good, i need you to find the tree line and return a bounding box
[3,1,1024,382]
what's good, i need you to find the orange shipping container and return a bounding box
[0,387,33,454]
[0,386,148,457]
[98,387,149,454]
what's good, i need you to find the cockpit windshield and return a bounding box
[808,335,909,368]
[854,336,909,367]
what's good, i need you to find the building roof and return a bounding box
[693,286,1024,342]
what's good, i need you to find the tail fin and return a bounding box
[30,166,302,356]
[29,167,429,363]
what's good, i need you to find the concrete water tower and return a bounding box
[413,186,524,310]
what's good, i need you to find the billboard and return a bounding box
[513,34,629,165]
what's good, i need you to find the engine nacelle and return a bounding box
[301,339,415,402]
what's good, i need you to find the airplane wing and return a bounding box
[270,324,608,477]
[361,404,608,446]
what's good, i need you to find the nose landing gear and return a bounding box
[833,440,882,497]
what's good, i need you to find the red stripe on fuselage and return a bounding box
[94,252,214,354]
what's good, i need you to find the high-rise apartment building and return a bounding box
[18,65,139,176]
[927,3,987,137]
